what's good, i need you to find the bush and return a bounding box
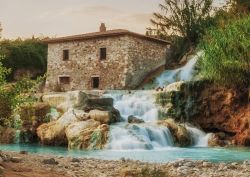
[0,38,47,81]
[198,15,250,87]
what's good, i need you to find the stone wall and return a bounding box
[45,35,169,91]
[125,36,170,89]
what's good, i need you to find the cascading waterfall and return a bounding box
[105,90,158,122]
[104,52,210,150]
[14,130,20,144]
[144,52,202,89]
[187,126,211,147]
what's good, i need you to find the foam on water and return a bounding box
[144,52,202,89]
[106,123,174,150]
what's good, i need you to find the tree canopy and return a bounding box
[148,0,213,45]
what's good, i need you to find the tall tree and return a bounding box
[0,23,2,39]
[149,0,213,45]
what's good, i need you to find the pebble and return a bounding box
[19,151,28,155]
[42,158,59,165]
[71,158,80,162]
[202,162,211,167]
[10,157,22,163]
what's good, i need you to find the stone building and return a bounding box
[44,24,171,91]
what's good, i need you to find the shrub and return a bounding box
[198,15,250,87]
[0,38,47,81]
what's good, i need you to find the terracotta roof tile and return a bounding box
[43,29,170,45]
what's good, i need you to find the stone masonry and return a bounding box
[44,24,171,91]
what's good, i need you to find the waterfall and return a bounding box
[187,126,211,147]
[144,52,202,89]
[14,130,20,144]
[104,90,158,122]
[106,123,174,150]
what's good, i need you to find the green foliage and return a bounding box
[0,75,45,127]
[0,23,2,39]
[0,38,47,80]
[198,15,250,87]
[149,0,213,45]
[156,92,172,107]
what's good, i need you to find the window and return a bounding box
[100,48,106,60]
[59,76,70,84]
[92,77,100,89]
[63,49,69,61]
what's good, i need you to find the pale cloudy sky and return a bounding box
[0,0,226,39]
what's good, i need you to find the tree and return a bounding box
[0,23,2,39]
[198,15,250,87]
[0,38,47,80]
[149,0,213,45]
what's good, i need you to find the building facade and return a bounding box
[44,24,171,91]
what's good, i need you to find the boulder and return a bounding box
[88,108,120,124]
[83,98,113,112]
[65,119,109,150]
[163,81,185,92]
[128,115,144,124]
[208,133,226,147]
[160,119,192,147]
[42,158,58,165]
[37,109,78,146]
[42,91,88,113]
[10,157,22,163]
[89,110,112,124]
[19,129,38,144]
[0,126,16,144]
[73,110,90,121]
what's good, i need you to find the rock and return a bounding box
[0,126,16,144]
[120,157,126,162]
[65,119,109,150]
[208,133,226,147]
[185,162,194,167]
[10,157,22,163]
[37,109,78,146]
[73,110,90,121]
[71,158,80,163]
[42,158,59,165]
[42,91,88,113]
[84,98,113,112]
[20,151,28,155]
[163,81,185,92]
[202,162,211,167]
[89,110,112,124]
[128,116,144,124]
[0,157,3,164]
[19,129,38,144]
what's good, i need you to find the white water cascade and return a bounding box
[144,52,202,89]
[104,52,209,150]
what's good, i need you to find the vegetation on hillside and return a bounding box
[147,0,214,61]
[198,15,250,87]
[0,46,43,128]
[0,38,47,81]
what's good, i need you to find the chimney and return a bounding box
[100,23,106,32]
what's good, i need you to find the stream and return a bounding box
[1,52,250,163]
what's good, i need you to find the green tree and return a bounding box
[0,38,47,80]
[198,15,250,87]
[0,23,2,39]
[149,0,213,45]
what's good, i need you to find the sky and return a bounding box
[0,0,227,39]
